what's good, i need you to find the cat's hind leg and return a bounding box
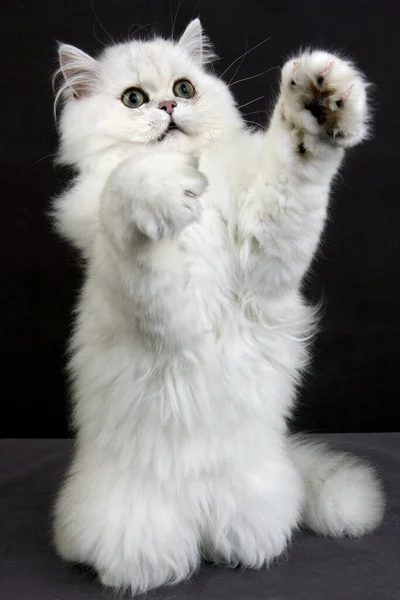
[203,454,304,568]
[54,455,201,594]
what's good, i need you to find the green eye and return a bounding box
[121,87,148,108]
[173,79,195,99]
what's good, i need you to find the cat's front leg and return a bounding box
[239,51,370,296]
[94,152,207,348]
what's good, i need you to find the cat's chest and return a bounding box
[178,195,249,326]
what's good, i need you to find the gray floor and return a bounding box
[1,433,399,599]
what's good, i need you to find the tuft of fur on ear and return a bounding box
[177,19,216,65]
[54,44,100,104]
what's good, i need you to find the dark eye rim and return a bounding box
[121,86,149,108]
[173,79,195,98]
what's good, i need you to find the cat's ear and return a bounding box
[178,19,215,64]
[58,44,99,98]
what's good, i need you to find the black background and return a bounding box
[1,0,399,437]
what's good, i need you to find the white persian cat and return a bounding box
[53,19,384,595]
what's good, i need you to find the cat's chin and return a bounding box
[157,123,186,143]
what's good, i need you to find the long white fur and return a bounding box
[52,20,385,595]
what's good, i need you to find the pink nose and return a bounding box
[158,100,177,115]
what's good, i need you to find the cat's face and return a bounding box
[56,20,242,165]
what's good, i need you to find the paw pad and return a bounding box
[283,52,368,146]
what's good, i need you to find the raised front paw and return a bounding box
[133,154,207,240]
[281,51,370,147]
[106,153,208,243]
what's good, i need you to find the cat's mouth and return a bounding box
[158,120,184,142]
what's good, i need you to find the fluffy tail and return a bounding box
[289,437,385,537]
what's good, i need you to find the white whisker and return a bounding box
[227,38,248,86]
[171,0,183,39]
[92,23,108,48]
[244,120,266,130]
[218,36,271,80]
[28,152,58,167]
[188,0,201,26]
[90,0,113,45]
[243,110,267,117]
[237,96,265,110]
[128,21,158,40]
[168,0,174,37]
[230,66,278,88]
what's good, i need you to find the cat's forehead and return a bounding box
[99,40,197,91]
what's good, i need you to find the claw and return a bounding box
[291,60,300,84]
[341,84,355,100]
[321,60,335,78]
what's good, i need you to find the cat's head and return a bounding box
[55,20,242,166]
